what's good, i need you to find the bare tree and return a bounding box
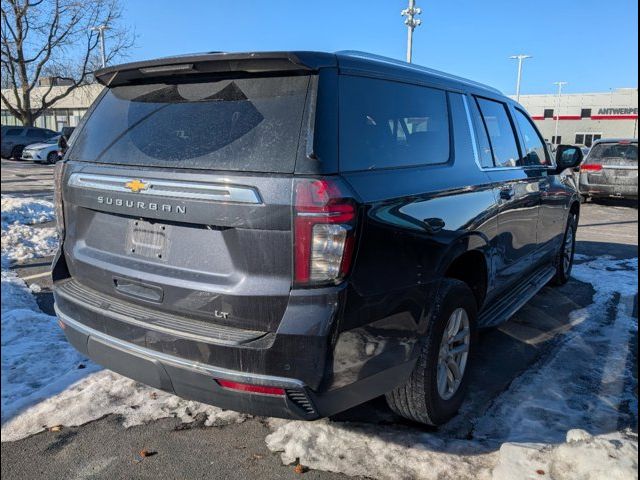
[1,0,134,126]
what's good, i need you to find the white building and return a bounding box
[1,83,103,131]
[514,88,638,147]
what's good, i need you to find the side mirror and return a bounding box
[554,145,584,173]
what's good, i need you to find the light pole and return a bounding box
[553,81,568,145]
[401,0,422,63]
[509,54,532,102]
[90,25,109,68]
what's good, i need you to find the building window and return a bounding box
[576,133,603,147]
[552,136,562,145]
[544,109,554,119]
[581,108,592,118]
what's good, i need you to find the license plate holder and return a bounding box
[126,219,170,261]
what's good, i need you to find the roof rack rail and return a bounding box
[336,50,503,95]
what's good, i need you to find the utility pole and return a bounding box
[401,0,422,63]
[553,81,568,145]
[90,25,109,68]
[509,54,532,102]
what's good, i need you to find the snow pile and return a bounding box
[266,256,639,480]
[266,418,497,480]
[1,224,58,268]
[1,196,56,229]
[1,195,248,442]
[1,269,98,425]
[1,370,249,442]
[493,430,638,480]
[1,195,58,268]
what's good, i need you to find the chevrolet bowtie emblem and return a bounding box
[124,179,149,193]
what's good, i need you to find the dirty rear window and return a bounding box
[68,75,311,173]
[588,143,638,162]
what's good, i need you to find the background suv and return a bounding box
[52,51,583,426]
[1,126,58,160]
[579,138,638,201]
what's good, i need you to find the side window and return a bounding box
[467,96,495,168]
[339,76,450,171]
[6,128,23,136]
[514,108,550,166]
[26,129,43,138]
[475,97,522,168]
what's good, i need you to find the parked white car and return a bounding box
[20,136,61,164]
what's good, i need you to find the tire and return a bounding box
[552,212,577,285]
[46,151,58,164]
[580,195,589,204]
[10,145,24,160]
[385,279,477,426]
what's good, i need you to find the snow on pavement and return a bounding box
[266,256,638,480]
[1,369,250,442]
[1,195,248,442]
[1,195,58,268]
[1,196,56,229]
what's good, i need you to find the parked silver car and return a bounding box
[20,135,61,164]
[579,139,638,201]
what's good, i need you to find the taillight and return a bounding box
[293,178,357,287]
[580,164,603,172]
[53,162,66,239]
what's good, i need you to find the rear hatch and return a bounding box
[60,71,315,333]
[582,141,638,186]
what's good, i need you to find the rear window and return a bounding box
[339,76,450,171]
[68,75,311,173]
[587,142,638,162]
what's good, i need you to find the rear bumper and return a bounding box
[56,306,318,419]
[53,278,417,420]
[579,172,638,199]
[579,182,638,199]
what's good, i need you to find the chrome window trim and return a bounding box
[68,173,263,204]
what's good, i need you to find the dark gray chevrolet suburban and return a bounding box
[52,51,584,426]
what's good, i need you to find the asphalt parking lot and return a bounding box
[1,158,638,479]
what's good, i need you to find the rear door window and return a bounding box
[26,129,45,138]
[339,76,450,171]
[475,97,522,168]
[68,75,312,173]
[513,108,550,166]
[5,128,23,136]
[467,96,495,168]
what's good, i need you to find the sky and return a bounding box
[121,0,638,96]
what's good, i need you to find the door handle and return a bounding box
[499,186,515,200]
[422,217,445,234]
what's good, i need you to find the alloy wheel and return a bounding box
[437,307,471,400]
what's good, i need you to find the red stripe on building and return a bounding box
[531,115,581,120]
[590,115,638,120]
[531,115,638,121]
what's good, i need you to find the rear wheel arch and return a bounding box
[439,240,490,310]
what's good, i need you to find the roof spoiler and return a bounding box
[94,51,337,87]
